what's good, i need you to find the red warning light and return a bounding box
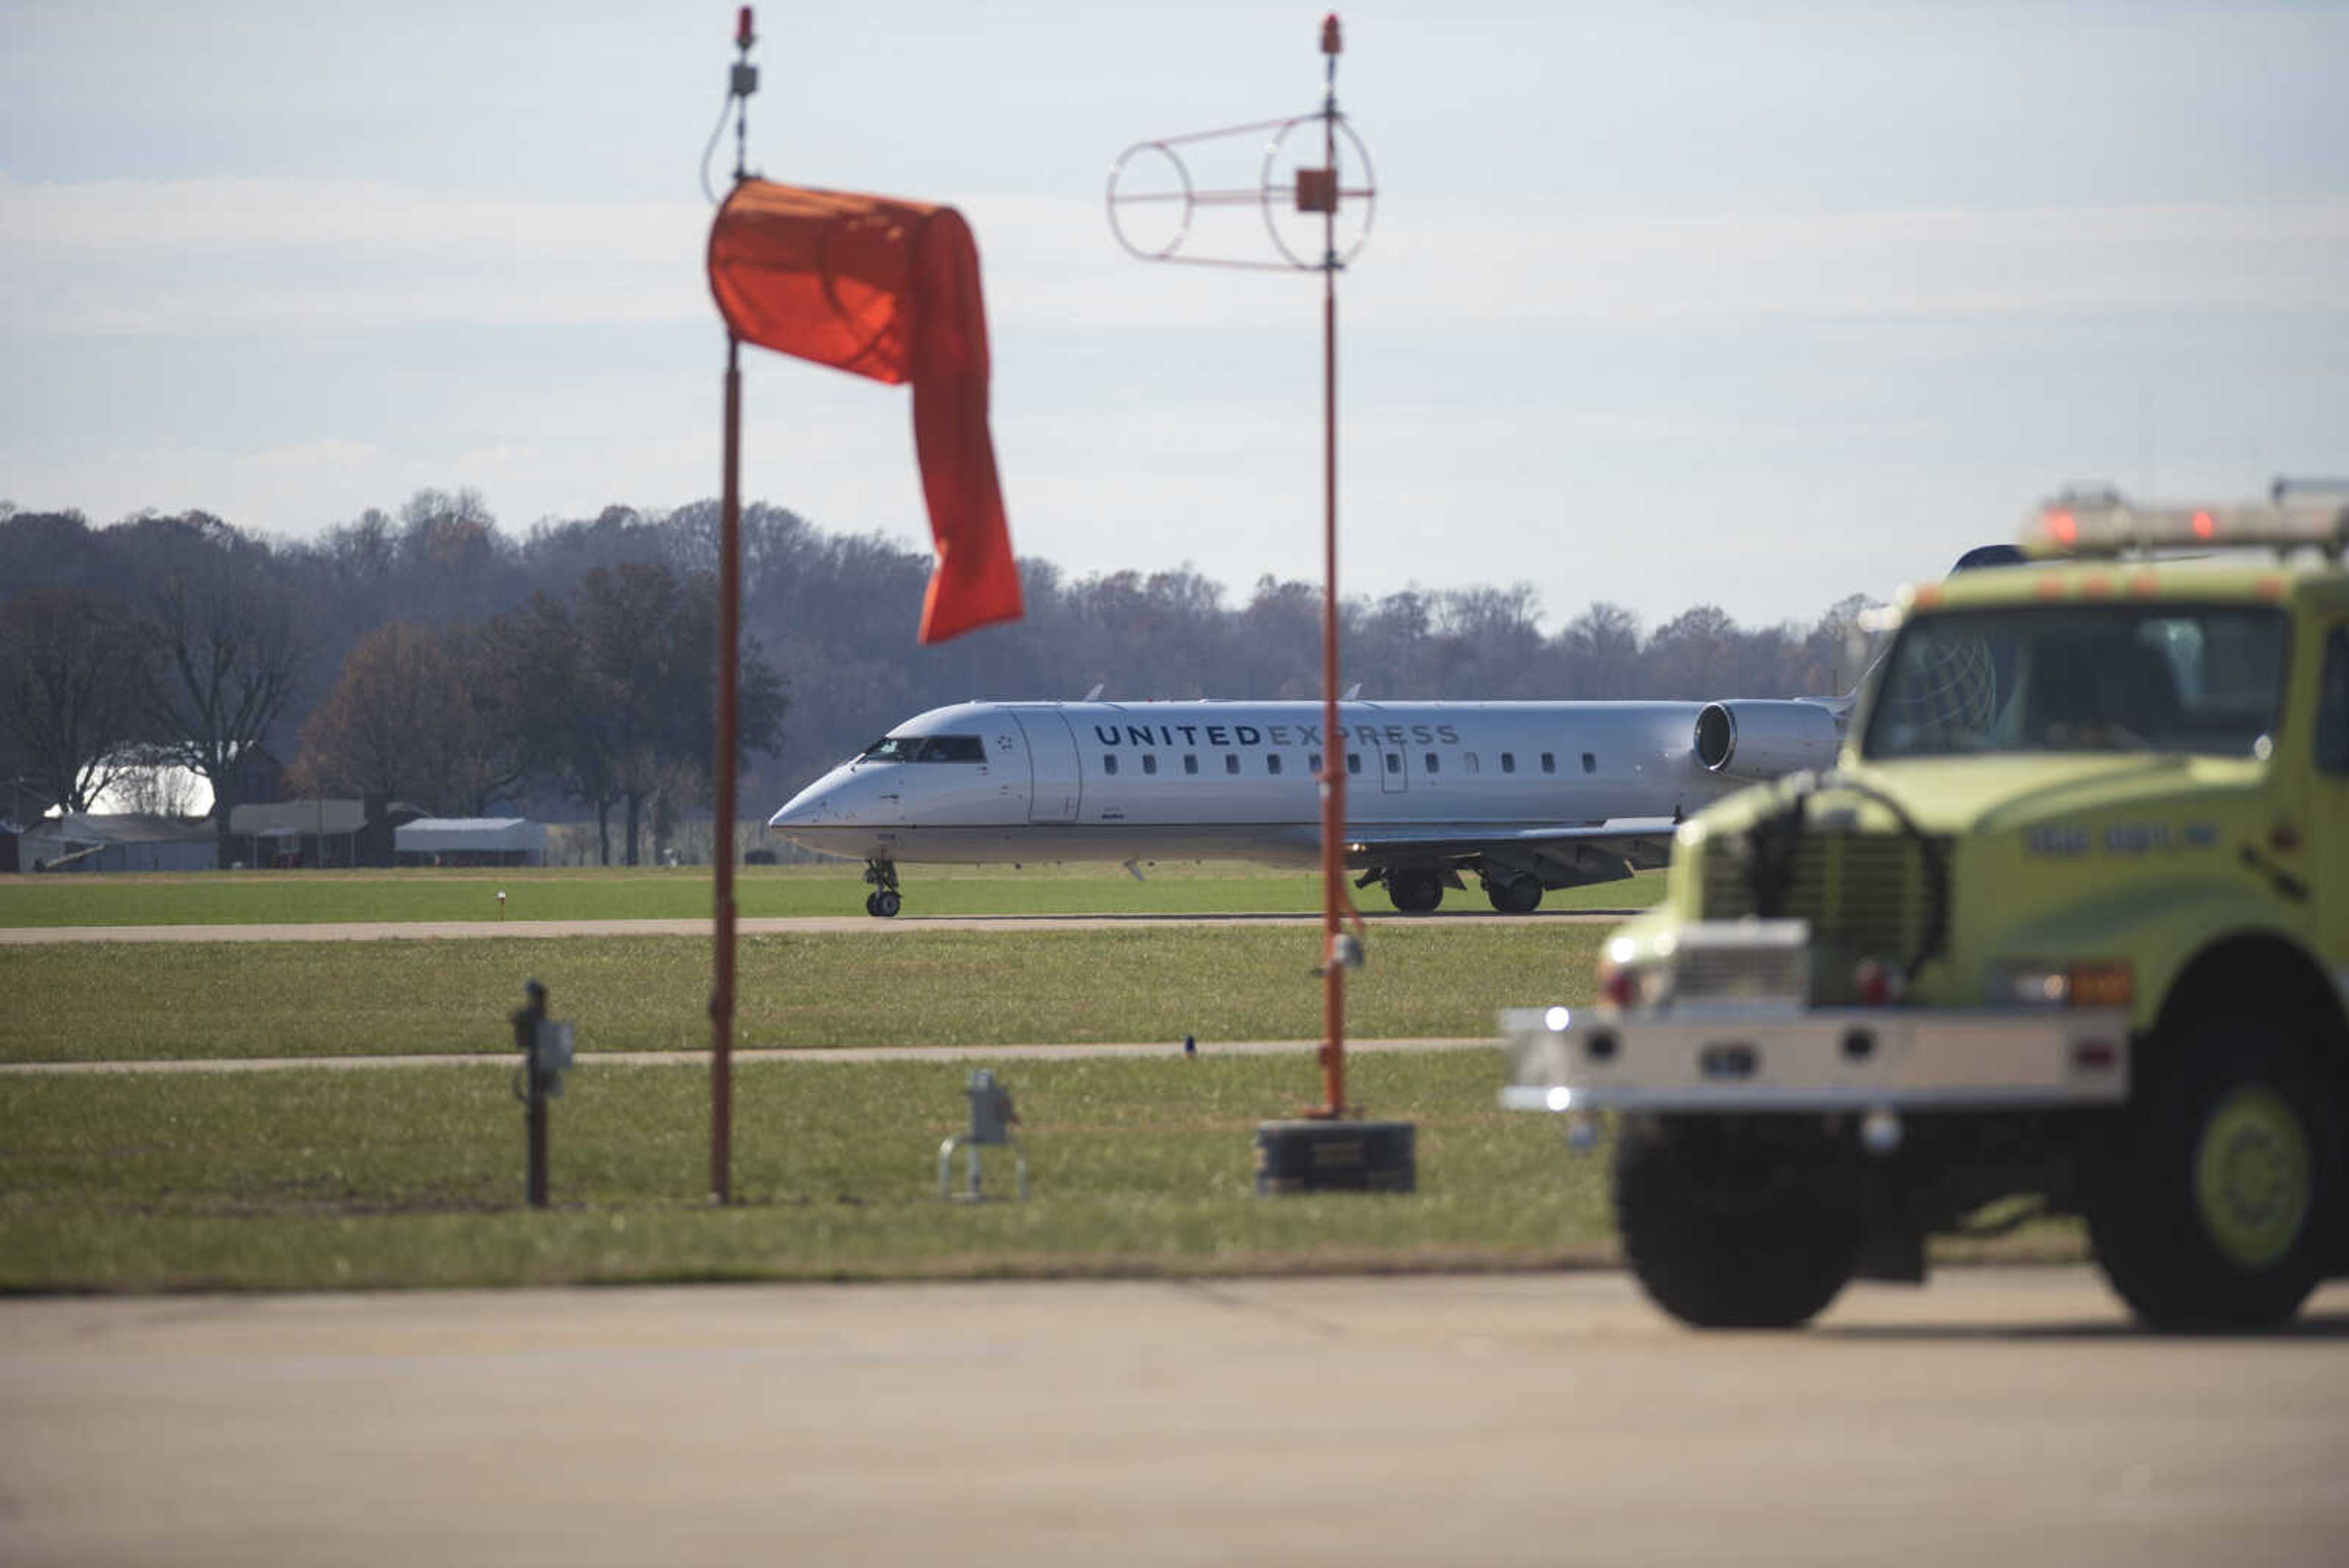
[2049,510,2078,545]
[1322,13,1343,54]
[737,7,755,47]
[2192,509,2216,540]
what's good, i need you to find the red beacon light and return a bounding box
[736,7,755,48]
[2022,486,2348,559]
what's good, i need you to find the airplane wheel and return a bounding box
[1386,869,1444,915]
[863,891,881,917]
[872,889,903,919]
[1485,874,1543,914]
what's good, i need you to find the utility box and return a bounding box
[940,1068,1028,1201]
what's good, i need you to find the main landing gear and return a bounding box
[1481,871,1543,914]
[863,860,902,919]
[1384,869,1445,915]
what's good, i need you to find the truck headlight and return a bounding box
[1987,960,2132,1009]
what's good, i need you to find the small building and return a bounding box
[227,798,423,869]
[395,817,548,868]
[18,813,218,873]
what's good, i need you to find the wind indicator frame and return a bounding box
[1108,15,1378,1122]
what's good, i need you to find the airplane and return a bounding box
[765,693,1846,916]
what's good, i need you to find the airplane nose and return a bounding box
[769,777,842,829]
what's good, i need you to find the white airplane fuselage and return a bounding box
[769,697,1838,912]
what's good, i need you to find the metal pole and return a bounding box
[711,333,742,1204]
[527,1071,549,1207]
[1315,17,1346,1119]
[516,979,549,1208]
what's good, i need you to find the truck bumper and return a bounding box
[1499,1006,2134,1115]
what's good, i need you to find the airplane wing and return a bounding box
[1341,819,1680,878]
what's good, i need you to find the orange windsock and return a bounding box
[708,180,1023,643]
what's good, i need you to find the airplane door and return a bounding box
[1014,711,1083,823]
[1379,738,1408,795]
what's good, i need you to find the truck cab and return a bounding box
[1503,488,2349,1329]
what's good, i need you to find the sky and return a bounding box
[3,1,2345,634]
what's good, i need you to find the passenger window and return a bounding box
[1464,752,1480,775]
[1309,753,1322,774]
[1582,752,1597,774]
[2319,628,2349,775]
[1540,752,1556,774]
[1183,754,1199,775]
[1225,754,1241,775]
[1268,754,1285,776]
[1384,752,1401,775]
[1501,752,1516,775]
[1347,753,1362,775]
[1424,752,1440,775]
[1143,754,1159,776]
[1102,754,1118,776]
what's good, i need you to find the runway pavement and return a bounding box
[0,909,1614,945]
[4,1266,2344,1567]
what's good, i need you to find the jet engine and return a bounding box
[1692,699,1842,781]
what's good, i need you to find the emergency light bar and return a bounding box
[2020,486,2348,561]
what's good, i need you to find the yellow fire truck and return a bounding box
[1504,486,2349,1330]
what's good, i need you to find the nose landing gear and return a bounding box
[863,860,902,918]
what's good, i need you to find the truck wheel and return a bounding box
[1612,1114,1863,1329]
[2082,1017,2340,1331]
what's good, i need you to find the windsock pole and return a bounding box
[1313,13,1347,1118]
[708,6,759,1205]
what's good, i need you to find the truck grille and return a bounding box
[1668,924,1809,1009]
[1698,831,1949,970]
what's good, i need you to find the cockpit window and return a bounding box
[1862,604,2287,761]
[858,734,987,764]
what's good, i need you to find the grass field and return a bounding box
[0,926,1604,1063]
[0,1052,1635,1291]
[0,864,2084,1292]
[0,901,1644,1289]
[0,861,1667,927]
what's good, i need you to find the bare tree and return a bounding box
[0,588,155,812]
[488,591,624,863]
[1644,604,1746,698]
[291,620,526,814]
[146,553,307,865]
[485,562,788,864]
[110,752,206,817]
[574,563,786,864]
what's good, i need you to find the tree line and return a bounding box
[0,491,1874,864]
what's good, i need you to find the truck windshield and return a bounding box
[857,734,988,764]
[1862,604,2287,760]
